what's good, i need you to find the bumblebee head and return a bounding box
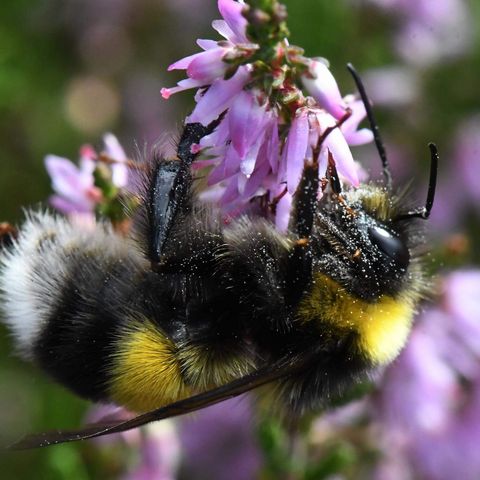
[311,184,422,300]
[307,63,438,302]
[295,66,438,365]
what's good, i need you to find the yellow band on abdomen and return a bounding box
[109,319,191,412]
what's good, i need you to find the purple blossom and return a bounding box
[374,270,480,480]
[84,404,140,446]
[161,0,249,102]
[179,395,262,480]
[367,0,473,66]
[429,116,480,232]
[83,405,181,480]
[361,66,420,107]
[186,66,251,126]
[45,133,130,217]
[162,0,373,229]
[123,422,181,480]
[103,132,129,188]
[301,58,347,119]
[45,151,100,215]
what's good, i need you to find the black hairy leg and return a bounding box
[141,120,223,267]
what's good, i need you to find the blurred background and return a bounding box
[1,0,479,478]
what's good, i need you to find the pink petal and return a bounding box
[229,90,268,158]
[103,133,126,161]
[275,190,293,232]
[218,0,248,43]
[49,194,93,214]
[211,20,236,41]
[240,127,268,177]
[197,39,219,51]
[221,175,241,204]
[45,155,92,197]
[285,109,309,194]
[80,144,96,159]
[340,99,373,146]
[161,78,204,99]
[103,133,128,188]
[168,51,204,71]
[187,66,250,126]
[199,112,231,148]
[323,130,359,187]
[242,154,271,198]
[78,150,96,177]
[302,60,346,119]
[208,144,242,185]
[266,121,280,174]
[229,90,254,157]
[187,47,228,82]
[344,128,374,146]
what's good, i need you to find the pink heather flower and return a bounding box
[301,59,347,119]
[124,421,181,480]
[279,107,360,194]
[195,103,362,231]
[340,97,374,146]
[187,65,251,126]
[301,60,374,146]
[45,134,130,216]
[163,0,373,230]
[374,270,480,480]
[161,0,249,103]
[367,0,472,66]
[102,132,129,188]
[84,404,140,446]
[180,396,261,480]
[45,152,101,214]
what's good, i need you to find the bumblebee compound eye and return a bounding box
[368,226,410,270]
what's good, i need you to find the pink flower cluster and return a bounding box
[45,133,129,218]
[162,0,373,230]
[375,270,480,479]
[368,0,472,66]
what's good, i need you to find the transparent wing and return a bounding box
[7,351,313,450]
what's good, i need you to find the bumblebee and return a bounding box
[0,66,437,448]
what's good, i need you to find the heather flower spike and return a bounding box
[163,0,373,228]
[45,134,133,225]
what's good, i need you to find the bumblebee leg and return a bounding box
[143,120,221,267]
[289,163,319,238]
[281,163,318,307]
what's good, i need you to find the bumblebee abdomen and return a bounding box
[108,319,191,412]
[0,213,255,411]
[0,213,148,401]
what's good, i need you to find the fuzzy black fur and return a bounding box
[10,119,428,446]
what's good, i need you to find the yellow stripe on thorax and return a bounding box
[109,320,191,412]
[298,274,415,365]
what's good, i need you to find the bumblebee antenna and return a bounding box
[396,143,438,221]
[347,63,392,189]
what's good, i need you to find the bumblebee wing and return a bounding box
[8,352,311,450]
